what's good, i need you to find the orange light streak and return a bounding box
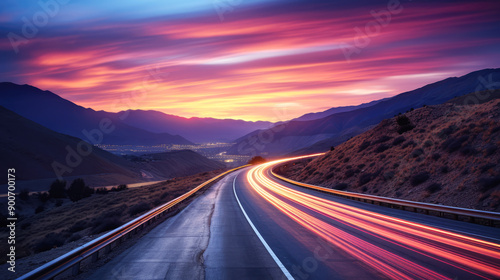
[245,155,500,279]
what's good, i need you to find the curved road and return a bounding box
[89,157,500,280]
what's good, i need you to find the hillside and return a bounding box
[0,83,192,145]
[229,68,500,156]
[281,90,500,211]
[0,106,142,183]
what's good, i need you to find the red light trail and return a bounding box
[246,155,500,279]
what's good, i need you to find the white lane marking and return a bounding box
[232,173,294,280]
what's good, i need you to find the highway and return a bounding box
[88,157,500,280]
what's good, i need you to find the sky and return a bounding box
[1,0,499,122]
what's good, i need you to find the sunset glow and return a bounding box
[2,0,500,120]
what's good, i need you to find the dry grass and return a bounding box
[0,170,223,262]
[282,98,500,212]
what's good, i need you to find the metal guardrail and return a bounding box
[271,168,500,227]
[18,165,249,280]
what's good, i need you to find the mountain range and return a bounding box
[228,68,500,156]
[0,82,273,145]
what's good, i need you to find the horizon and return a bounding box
[1,0,499,121]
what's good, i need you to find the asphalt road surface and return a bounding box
[89,161,500,280]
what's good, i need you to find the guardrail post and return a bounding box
[92,251,99,263]
[72,261,81,276]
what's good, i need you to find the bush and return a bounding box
[423,140,433,148]
[484,145,498,157]
[479,175,500,192]
[383,171,395,181]
[438,125,457,139]
[375,144,390,153]
[373,136,392,144]
[344,169,356,179]
[392,136,406,146]
[426,183,442,193]
[38,192,49,203]
[460,145,476,156]
[402,140,416,149]
[91,217,123,235]
[69,220,89,233]
[441,135,469,153]
[34,233,65,253]
[35,206,45,214]
[95,187,109,194]
[333,183,349,190]
[248,156,266,165]
[396,115,415,134]
[48,180,67,198]
[440,166,449,174]
[55,199,63,207]
[67,178,94,202]
[358,140,371,152]
[111,184,128,192]
[432,153,441,160]
[480,163,496,173]
[411,172,430,186]
[411,148,424,158]
[19,189,30,201]
[128,202,150,216]
[358,173,373,186]
[68,233,82,242]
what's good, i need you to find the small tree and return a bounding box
[49,180,67,198]
[248,156,266,165]
[19,189,30,201]
[330,146,335,151]
[67,179,94,202]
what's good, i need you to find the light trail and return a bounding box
[246,155,500,279]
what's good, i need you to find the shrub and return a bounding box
[69,220,89,233]
[344,169,356,179]
[411,148,424,158]
[441,135,469,153]
[460,145,476,156]
[34,233,65,253]
[426,183,442,193]
[375,144,390,153]
[392,136,406,146]
[396,115,415,134]
[438,125,457,139]
[91,217,123,235]
[19,189,30,201]
[128,202,150,216]
[68,233,82,242]
[373,135,392,144]
[479,175,500,192]
[38,192,49,203]
[35,206,45,214]
[95,187,109,194]
[432,153,441,160]
[55,199,63,207]
[333,183,349,190]
[358,140,371,152]
[423,140,433,148]
[325,173,334,180]
[480,163,496,173]
[402,140,416,149]
[440,166,449,174]
[358,164,366,169]
[411,172,430,186]
[383,171,395,181]
[358,173,373,186]
[48,180,67,198]
[484,145,498,157]
[67,178,94,202]
[343,157,350,163]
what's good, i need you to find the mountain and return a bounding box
[0,106,227,192]
[116,110,273,143]
[293,98,387,121]
[0,105,142,183]
[0,82,192,145]
[277,89,500,211]
[228,68,500,156]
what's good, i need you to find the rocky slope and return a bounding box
[282,90,500,211]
